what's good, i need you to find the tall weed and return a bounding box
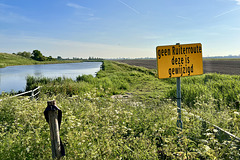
[1,61,240,159]
[167,73,240,109]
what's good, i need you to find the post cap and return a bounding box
[47,100,56,106]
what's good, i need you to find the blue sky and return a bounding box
[0,0,240,58]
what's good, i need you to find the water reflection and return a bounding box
[0,62,102,93]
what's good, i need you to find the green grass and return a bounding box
[0,52,83,68]
[1,60,240,159]
[167,73,240,108]
[0,53,38,68]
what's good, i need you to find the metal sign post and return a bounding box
[176,77,182,129]
[176,43,182,129]
[156,42,203,130]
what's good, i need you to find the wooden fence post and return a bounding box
[46,100,62,160]
[30,90,34,100]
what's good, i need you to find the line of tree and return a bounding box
[88,57,104,60]
[14,51,104,61]
[14,50,56,61]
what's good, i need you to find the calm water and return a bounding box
[0,62,102,93]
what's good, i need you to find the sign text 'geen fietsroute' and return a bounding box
[156,43,203,79]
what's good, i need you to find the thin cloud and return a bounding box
[177,15,192,21]
[118,0,140,14]
[229,27,240,30]
[0,3,34,23]
[236,0,240,5]
[66,3,86,9]
[0,35,150,58]
[0,10,33,23]
[0,3,14,8]
[142,35,163,40]
[214,8,240,18]
[66,2,97,21]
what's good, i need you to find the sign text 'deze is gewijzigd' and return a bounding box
[156,43,203,79]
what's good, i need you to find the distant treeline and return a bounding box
[57,56,104,61]
[13,50,55,61]
[203,55,240,59]
[14,50,104,61]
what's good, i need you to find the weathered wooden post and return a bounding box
[44,100,65,160]
[30,89,34,100]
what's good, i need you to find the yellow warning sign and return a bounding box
[156,43,203,79]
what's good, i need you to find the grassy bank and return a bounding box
[0,53,83,68]
[0,53,38,68]
[0,60,240,159]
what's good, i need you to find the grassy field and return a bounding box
[0,53,83,68]
[115,59,240,75]
[0,60,240,159]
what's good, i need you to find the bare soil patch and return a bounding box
[114,59,240,75]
